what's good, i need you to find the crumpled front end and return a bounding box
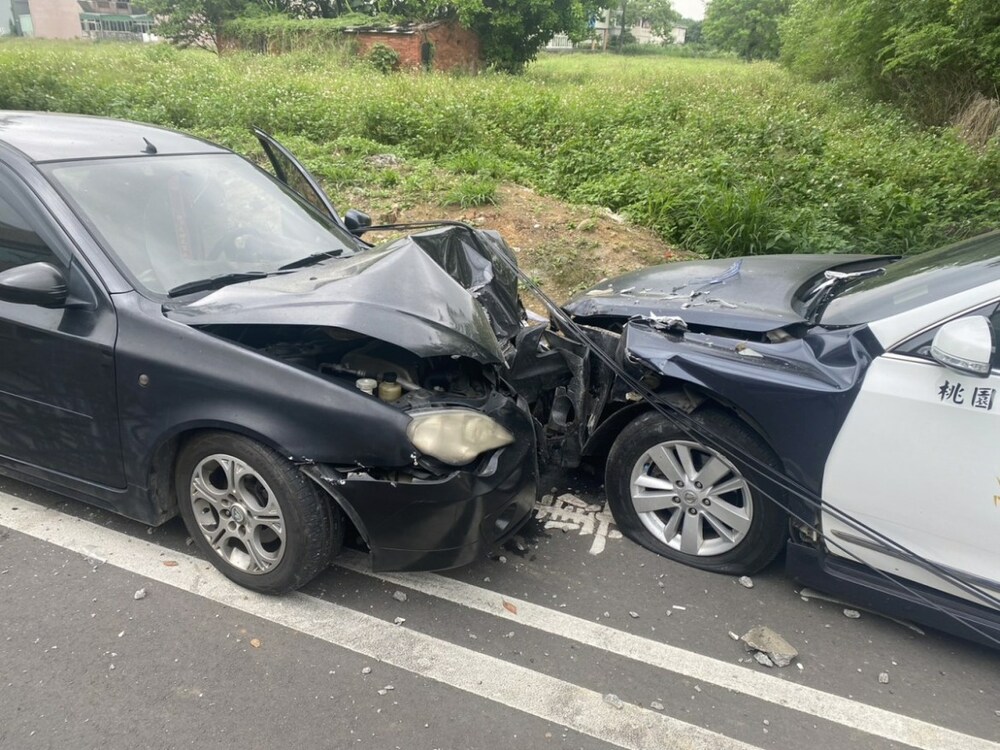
[304,391,537,571]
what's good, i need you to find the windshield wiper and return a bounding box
[805,267,886,324]
[167,271,273,298]
[278,249,343,271]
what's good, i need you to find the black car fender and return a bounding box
[111,294,417,516]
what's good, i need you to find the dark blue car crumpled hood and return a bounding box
[564,254,884,332]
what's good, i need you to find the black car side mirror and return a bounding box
[344,209,373,237]
[0,262,68,308]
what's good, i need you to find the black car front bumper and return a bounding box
[306,395,538,572]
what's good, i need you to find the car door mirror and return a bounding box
[344,209,372,237]
[931,315,995,377]
[0,262,68,308]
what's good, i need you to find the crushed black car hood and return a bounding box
[565,254,883,332]
[165,227,521,364]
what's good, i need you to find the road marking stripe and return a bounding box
[334,553,1000,750]
[0,494,759,750]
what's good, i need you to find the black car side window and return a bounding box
[0,188,63,274]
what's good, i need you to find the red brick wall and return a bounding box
[424,21,480,71]
[352,21,481,72]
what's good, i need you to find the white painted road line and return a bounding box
[334,553,1000,750]
[0,494,760,750]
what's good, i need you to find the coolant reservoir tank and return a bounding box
[378,372,403,402]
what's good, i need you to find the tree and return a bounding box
[681,17,703,43]
[781,0,1000,124]
[146,0,256,50]
[607,0,679,48]
[703,0,789,61]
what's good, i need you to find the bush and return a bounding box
[366,43,400,74]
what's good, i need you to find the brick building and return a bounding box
[345,19,481,72]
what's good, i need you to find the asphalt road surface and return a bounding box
[1,469,998,750]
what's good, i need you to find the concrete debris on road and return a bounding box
[392,590,407,603]
[878,672,890,684]
[603,693,624,710]
[361,666,372,675]
[728,631,740,641]
[844,609,861,619]
[250,638,262,648]
[753,652,775,668]
[133,588,147,600]
[738,576,754,589]
[393,617,406,626]
[628,611,639,619]
[650,701,664,711]
[741,626,798,668]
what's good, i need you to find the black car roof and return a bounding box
[0,111,228,163]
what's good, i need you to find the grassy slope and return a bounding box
[1,41,998,265]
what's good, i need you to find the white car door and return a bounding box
[821,306,1000,608]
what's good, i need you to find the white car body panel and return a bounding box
[822,353,1000,609]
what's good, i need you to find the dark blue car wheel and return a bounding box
[606,409,787,575]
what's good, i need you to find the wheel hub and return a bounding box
[628,439,754,557]
[189,454,286,575]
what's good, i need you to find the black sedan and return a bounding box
[0,111,538,593]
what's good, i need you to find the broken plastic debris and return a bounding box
[361,666,372,675]
[162,560,179,567]
[738,576,754,589]
[133,588,147,600]
[735,342,764,358]
[628,611,639,619]
[843,609,861,619]
[650,701,664,711]
[645,312,688,332]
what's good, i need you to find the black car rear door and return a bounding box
[0,163,125,488]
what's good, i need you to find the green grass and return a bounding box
[1,40,998,257]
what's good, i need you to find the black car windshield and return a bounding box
[821,231,1000,325]
[42,153,358,296]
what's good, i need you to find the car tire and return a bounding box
[175,432,342,594]
[605,409,786,575]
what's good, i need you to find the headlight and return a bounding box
[406,409,515,466]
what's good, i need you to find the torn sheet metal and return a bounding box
[165,227,516,365]
[565,254,882,333]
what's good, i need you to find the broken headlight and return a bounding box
[406,409,515,466]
